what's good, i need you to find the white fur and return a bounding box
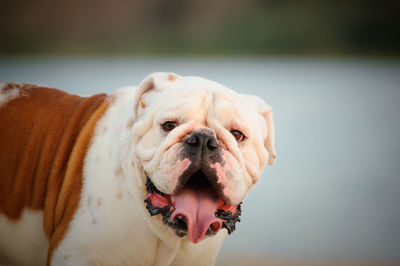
[131,73,273,204]
[0,82,21,107]
[0,210,47,266]
[51,86,226,265]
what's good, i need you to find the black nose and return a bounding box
[185,132,218,155]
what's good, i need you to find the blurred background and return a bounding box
[1,1,400,265]
[1,0,400,55]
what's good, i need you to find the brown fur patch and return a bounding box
[115,168,122,177]
[167,74,176,82]
[140,100,146,109]
[126,119,134,129]
[0,83,109,265]
[96,198,102,207]
[88,196,92,206]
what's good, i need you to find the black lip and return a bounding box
[145,175,165,195]
[144,176,172,217]
[215,204,242,234]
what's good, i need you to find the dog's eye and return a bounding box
[162,121,177,132]
[231,130,245,142]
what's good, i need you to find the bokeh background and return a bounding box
[1,0,400,55]
[1,1,400,265]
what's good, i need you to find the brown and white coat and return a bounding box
[0,73,275,266]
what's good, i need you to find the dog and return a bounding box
[0,72,275,266]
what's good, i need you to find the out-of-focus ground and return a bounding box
[216,255,400,266]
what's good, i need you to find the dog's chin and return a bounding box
[144,171,242,244]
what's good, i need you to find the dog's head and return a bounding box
[130,72,275,243]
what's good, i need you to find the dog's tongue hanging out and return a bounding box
[171,186,223,243]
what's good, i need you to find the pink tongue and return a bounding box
[171,186,223,244]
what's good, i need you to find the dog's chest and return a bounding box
[0,210,48,266]
[54,186,165,265]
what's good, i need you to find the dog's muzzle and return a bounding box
[144,132,242,244]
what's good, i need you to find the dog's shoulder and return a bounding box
[0,83,111,263]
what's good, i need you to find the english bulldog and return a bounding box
[0,72,276,266]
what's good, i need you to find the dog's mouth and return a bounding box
[144,171,242,244]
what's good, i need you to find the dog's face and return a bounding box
[131,73,275,244]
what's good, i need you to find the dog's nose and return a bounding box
[186,132,218,154]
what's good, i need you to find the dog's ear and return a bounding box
[242,94,276,165]
[133,72,180,120]
[260,102,276,165]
